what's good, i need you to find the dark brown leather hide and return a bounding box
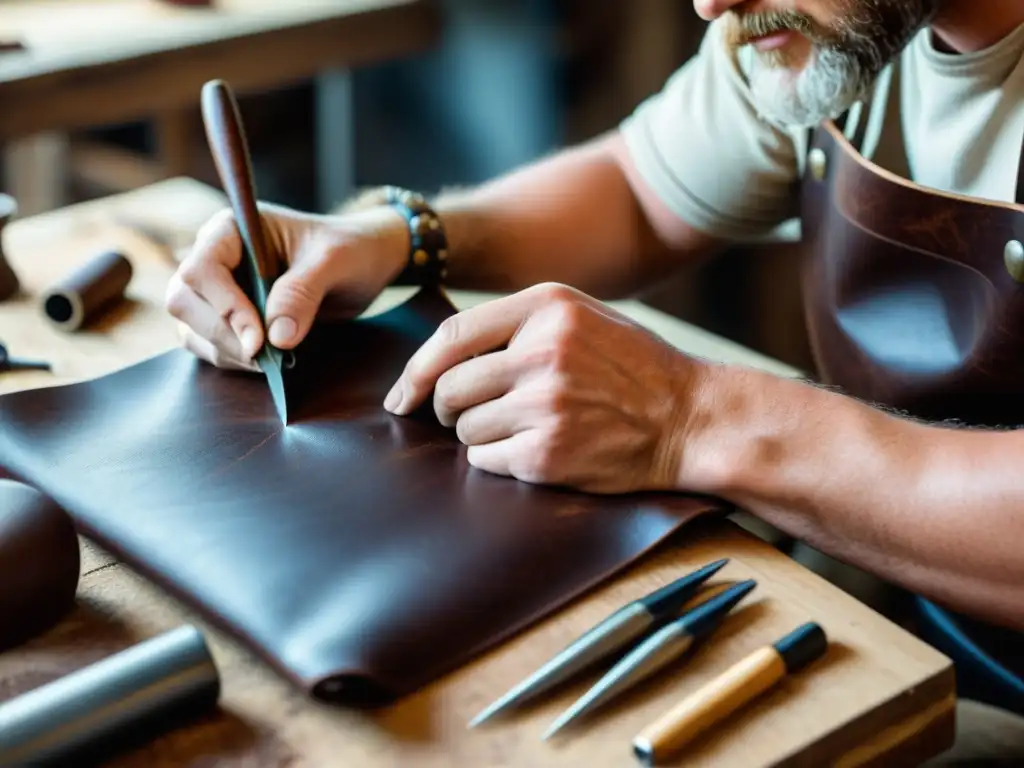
[0,480,80,652]
[801,122,1024,427]
[0,288,714,706]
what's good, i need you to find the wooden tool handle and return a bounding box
[633,647,785,765]
[200,79,273,282]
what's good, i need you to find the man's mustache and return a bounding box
[725,9,832,47]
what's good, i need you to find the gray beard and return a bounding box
[746,45,878,128]
[738,0,942,128]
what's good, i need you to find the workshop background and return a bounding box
[1,0,814,373]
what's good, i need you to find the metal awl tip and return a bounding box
[538,578,758,739]
[467,558,733,729]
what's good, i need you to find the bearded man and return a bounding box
[167,1,1024,761]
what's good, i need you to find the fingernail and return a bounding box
[384,380,403,412]
[269,317,297,347]
[241,326,261,357]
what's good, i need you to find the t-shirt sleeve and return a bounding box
[619,18,804,240]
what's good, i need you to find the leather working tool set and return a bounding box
[468,557,829,761]
[0,79,829,764]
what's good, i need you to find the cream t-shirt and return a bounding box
[620,17,1024,242]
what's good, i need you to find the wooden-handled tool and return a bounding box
[200,79,276,296]
[199,78,291,423]
[632,622,828,766]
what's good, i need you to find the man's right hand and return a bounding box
[165,201,409,370]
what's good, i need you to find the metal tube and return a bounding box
[40,250,133,332]
[0,625,220,767]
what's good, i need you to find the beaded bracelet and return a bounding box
[384,186,449,287]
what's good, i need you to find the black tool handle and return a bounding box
[200,79,276,291]
[0,625,220,766]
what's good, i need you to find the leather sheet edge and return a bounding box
[0,459,721,708]
[338,500,722,704]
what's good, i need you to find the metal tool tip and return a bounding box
[643,557,732,617]
[683,578,757,641]
[467,685,526,728]
[697,558,730,579]
[467,705,499,729]
[541,693,595,741]
[541,717,569,741]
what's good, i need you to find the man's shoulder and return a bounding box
[616,17,807,242]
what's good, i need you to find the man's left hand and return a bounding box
[383,283,706,494]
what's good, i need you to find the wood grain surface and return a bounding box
[0,178,956,767]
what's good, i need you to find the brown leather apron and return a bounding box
[798,79,1024,710]
[800,115,1024,427]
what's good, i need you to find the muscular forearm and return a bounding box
[427,131,722,298]
[684,364,1024,631]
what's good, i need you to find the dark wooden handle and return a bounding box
[200,79,274,282]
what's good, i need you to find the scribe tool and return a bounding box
[469,559,730,728]
[542,578,757,740]
[199,78,293,424]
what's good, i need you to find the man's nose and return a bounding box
[693,0,749,21]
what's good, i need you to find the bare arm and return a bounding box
[422,130,724,298]
[682,365,1024,631]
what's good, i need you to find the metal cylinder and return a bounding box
[0,194,19,302]
[0,624,220,766]
[40,250,133,331]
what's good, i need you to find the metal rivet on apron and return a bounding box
[808,148,827,181]
[1005,240,1024,282]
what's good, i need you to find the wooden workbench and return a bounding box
[0,0,440,212]
[0,178,956,766]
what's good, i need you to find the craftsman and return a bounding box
[167,0,1024,761]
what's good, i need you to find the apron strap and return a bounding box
[1016,129,1024,205]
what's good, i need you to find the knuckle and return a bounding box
[454,413,473,445]
[404,353,431,390]
[549,297,586,332]
[525,332,575,374]
[547,337,575,372]
[271,274,321,311]
[191,207,241,261]
[532,281,575,305]
[433,378,459,420]
[435,315,462,348]
[205,207,237,237]
[513,434,557,484]
[176,260,208,292]
[164,278,189,318]
[536,382,571,416]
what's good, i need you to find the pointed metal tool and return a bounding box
[200,78,293,425]
[468,559,730,728]
[541,578,757,741]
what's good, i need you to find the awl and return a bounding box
[468,558,730,728]
[542,578,757,740]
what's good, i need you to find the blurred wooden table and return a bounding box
[0,178,957,766]
[0,0,440,211]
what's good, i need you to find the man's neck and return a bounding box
[930,0,1024,53]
